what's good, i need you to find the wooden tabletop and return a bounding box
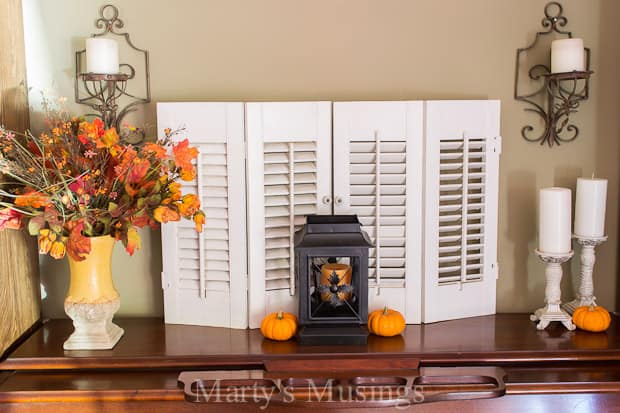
[2,313,620,370]
[2,315,620,411]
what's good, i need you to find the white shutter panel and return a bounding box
[157,102,247,328]
[246,102,332,328]
[333,102,424,324]
[423,100,500,323]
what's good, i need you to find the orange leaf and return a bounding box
[172,139,198,171]
[125,226,141,256]
[179,167,196,182]
[15,191,48,209]
[67,221,91,261]
[143,142,168,159]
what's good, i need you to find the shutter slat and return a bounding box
[368,268,406,279]
[266,248,290,259]
[265,216,289,228]
[205,250,229,261]
[294,183,317,195]
[265,227,289,238]
[201,208,229,219]
[265,258,290,270]
[265,279,290,291]
[351,184,406,196]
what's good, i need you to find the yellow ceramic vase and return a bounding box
[63,235,124,350]
[66,235,119,304]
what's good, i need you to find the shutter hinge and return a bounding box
[492,262,499,280]
[161,271,170,290]
[494,136,502,155]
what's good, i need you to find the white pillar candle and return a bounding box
[574,177,607,238]
[551,38,585,73]
[85,37,119,74]
[539,187,572,254]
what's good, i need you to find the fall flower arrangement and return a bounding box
[0,112,204,261]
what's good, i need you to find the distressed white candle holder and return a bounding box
[530,249,576,331]
[562,235,607,315]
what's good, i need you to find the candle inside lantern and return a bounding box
[539,187,572,254]
[574,177,607,238]
[85,37,119,74]
[551,38,585,73]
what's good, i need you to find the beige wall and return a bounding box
[23,0,620,319]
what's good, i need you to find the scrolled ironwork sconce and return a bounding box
[514,2,592,147]
[75,4,150,139]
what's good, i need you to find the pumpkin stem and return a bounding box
[276,311,283,319]
[588,305,596,311]
[383,306,389,316]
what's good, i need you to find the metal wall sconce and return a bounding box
[514,2,592,147]
[74,4,150,138]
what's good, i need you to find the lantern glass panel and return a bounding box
[307,256,363,322]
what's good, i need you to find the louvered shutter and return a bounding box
[423,100,500,323]
[333,102,424,324]
[246,102,332,328]
[157,102,247,328]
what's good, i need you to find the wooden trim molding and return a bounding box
[0,0,41,359]
[0,0,30,130]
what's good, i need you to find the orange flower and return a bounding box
[97,127,119,149]
[161,182,181,205]
[172,139,198,171]
[38,229,56,254]
[49,241,66,259]
[78,118,105,144]
[153,206,181,223]
[193,211,205,232]
[109,144,122,157]
[178,194,200,217]
[168,182,182,202]
[15,191,48,209]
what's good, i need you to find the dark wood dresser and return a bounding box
[1,314,620,412]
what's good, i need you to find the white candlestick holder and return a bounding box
[562,235,607,314]
[530,249,575,331]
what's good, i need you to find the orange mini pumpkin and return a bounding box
[260,311,297,341]
[572,305,611,333]
[368,307,406,337]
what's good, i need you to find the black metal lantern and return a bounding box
[294,215,373,345]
